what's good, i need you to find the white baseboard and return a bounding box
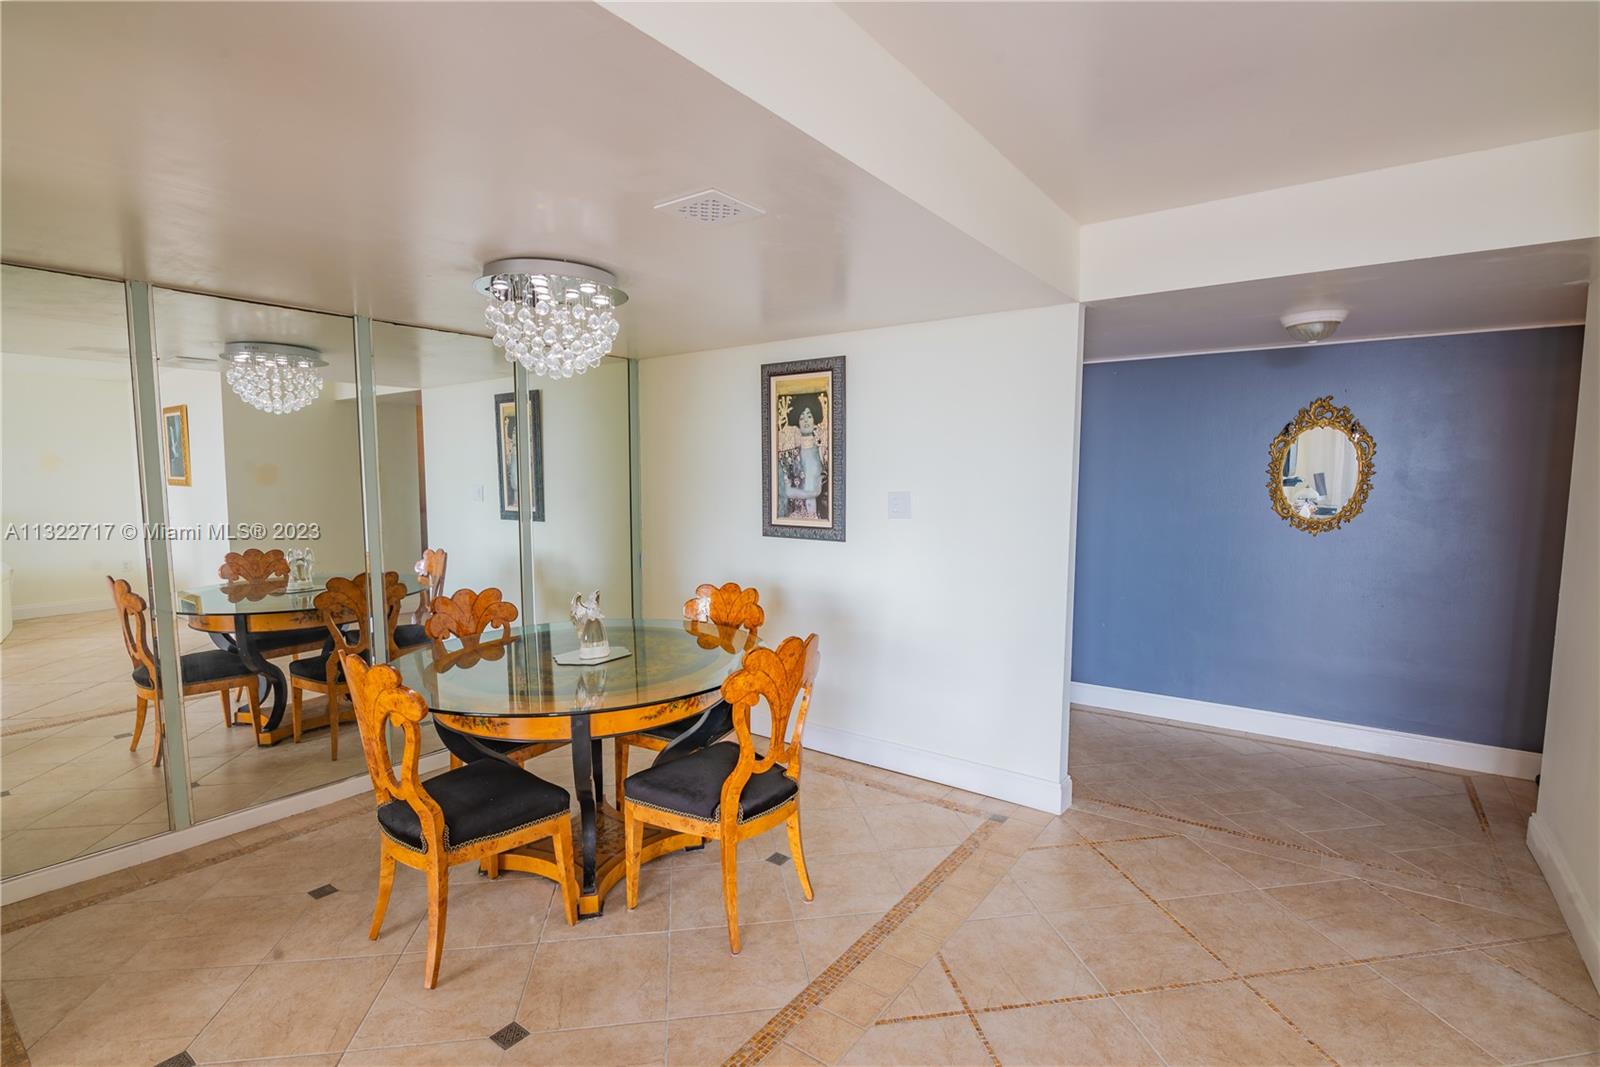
[0,751,449,905]
[12,596,106,621]
[1071,683,1542,780]
[1526,811,1600,988]
[802,721,1071,815]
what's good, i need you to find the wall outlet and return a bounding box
[887,491,912,519]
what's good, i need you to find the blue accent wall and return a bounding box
[1072,327,1584,752]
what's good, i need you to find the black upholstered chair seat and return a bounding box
[377,760,570,853]
[642,699,734,743]
[624,740,797,823]
[132,648,251,688]
[393,623,429,651]
[253,627,329,653]
[288,649,368,681]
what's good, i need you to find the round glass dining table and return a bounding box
[174,573,425,743]
[388,617,755,917]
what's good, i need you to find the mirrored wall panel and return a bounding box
[0,265,169,877]
[152,289,368,821]
[529,356,633,624]
[371,322,526,756]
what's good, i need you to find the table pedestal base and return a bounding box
[229,704,334,746]
[496,804,702,917]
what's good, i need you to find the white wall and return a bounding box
[157,366,231,590]
[376,395,423,578]
[1079,132,1600,302]
[1528,268,1600,985]
[0,354,146,616]
[638,305,1082,812]
[219,388,365,575]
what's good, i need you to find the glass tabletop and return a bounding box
[390,618,750,718]
[174,573,425,616]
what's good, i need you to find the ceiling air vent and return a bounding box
[654,189,765,225]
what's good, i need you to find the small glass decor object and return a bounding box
[285,547,316,592]
[569,590,609,660]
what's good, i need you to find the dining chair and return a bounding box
[623,633,819,953]
[216,549,325,715]
[344,656,578,988]
[612,582,764,808]
[108,576,264,767]
[424,587,568,767]
[289,572,406,759]
[394,548,448,652]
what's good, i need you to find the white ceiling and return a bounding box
[845,2,1600,222]
[1085,240,1595,362]
[0,2,1063,358]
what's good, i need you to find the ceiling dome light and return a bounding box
[220,342,326,415]
[474,258,628,379]
[1281,309,1348,344]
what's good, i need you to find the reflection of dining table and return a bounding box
[389,618,753,917]
[174,574,424,744]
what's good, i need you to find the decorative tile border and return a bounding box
[721,819,1000,1066]
[937,952,1000,1067]
[1,992,27,1067]
[873,932,1572,1027]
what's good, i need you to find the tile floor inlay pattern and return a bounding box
[1,708,1595,1066]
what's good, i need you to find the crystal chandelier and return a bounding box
[475,258,628,378]
[220,342,327,415]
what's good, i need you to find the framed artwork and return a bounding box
[494,389,545,522]
[762,356,845,541]
[162,404,191,487]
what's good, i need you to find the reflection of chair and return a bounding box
[425,588,566,767]
[407,548,449,624]
[344,656,577,989]
[218,548,288,582]
[289,573,406,760]
[624,634,819,953]
[217,550,324,716]
[612,583,763,809]
[109,576,263,767]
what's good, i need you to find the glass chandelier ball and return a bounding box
[485,272,622,378]
[220,343,326,416]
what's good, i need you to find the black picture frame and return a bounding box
[761,355,845,541]
[494,389,545,522]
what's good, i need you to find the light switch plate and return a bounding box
[473,484,486,503]
[887,491,912,519]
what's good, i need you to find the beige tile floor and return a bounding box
[2,610,424,878]
[2,709,1597,1067]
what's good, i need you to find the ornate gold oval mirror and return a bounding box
[1268,396,1376,534]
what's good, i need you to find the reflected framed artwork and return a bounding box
[761,356,845,541]
[494,389,545,521]
[163,404,191,487]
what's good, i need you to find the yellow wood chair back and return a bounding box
[424,587,517,669]
[107,576,159,685]
[341,656,444,837]
[683,582,764,653]
[418,548,448,600]
[720,634,820,814]
[311,572,407,683]
[218,548,289,582]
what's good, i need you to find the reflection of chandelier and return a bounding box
[220,342,326,415]
[476,258,628,379]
